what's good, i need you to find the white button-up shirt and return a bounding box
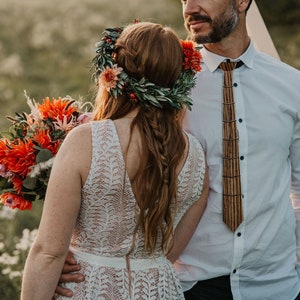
[175,41,300,300]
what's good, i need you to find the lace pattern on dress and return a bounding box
[59,119,206,299]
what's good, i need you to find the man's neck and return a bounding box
[204,24,250,59]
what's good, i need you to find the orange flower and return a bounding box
[0,192,32,210]
[37,97,77,121]
[0,139,9,156]
[99,65,123,91]
[0,94,93,210]
[0,139,9,177]
[32,128,60,155]
[4,139,36,177]
[11,176,24,193]
[181,40,202,72]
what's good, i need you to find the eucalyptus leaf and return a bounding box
[23,190,41,196]
[36,149,53,163]
[1,188,16,194]
[145,94,157,103]
[23,176,38,190]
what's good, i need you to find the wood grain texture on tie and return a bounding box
[219,61,243,232]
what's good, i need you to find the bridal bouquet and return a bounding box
[0,93,93,210]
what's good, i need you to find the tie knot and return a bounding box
[219,61,237,71]
[219,60,244,71]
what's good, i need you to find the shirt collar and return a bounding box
[200,39,255,72]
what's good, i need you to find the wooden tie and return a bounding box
[219,61,243,232]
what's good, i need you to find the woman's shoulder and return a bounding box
[67,119,113,139]
[58,123,93,158]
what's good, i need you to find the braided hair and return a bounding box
[93,22,186,255]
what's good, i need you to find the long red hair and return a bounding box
[93,22,186,255]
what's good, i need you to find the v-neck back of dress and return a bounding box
[65,119,206,299]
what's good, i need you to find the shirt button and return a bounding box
[237,232,242,237]
[238,118,243,123]
[233,83,238,87]
[240,156,244,160]
[233,269,237,274]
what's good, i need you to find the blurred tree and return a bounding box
[256,0,300,25]
[255,0,300,68]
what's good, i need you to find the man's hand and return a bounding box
[54,250,85,298]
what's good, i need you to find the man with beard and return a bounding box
[176,0,300,299]
[53,0,300,299]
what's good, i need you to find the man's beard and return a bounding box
[187,3,238,44]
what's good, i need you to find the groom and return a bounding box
[55,0,300,299]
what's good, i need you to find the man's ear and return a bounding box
[237,0,251,13]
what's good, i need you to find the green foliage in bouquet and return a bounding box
[0,93,93,210]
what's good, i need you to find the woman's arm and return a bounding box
[21,124,91,300]
[167,163,209,263]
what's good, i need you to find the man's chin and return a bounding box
[191,33,211,44]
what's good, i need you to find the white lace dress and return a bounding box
[58,119,205,300]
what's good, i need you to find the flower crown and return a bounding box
[91,26,202,111]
